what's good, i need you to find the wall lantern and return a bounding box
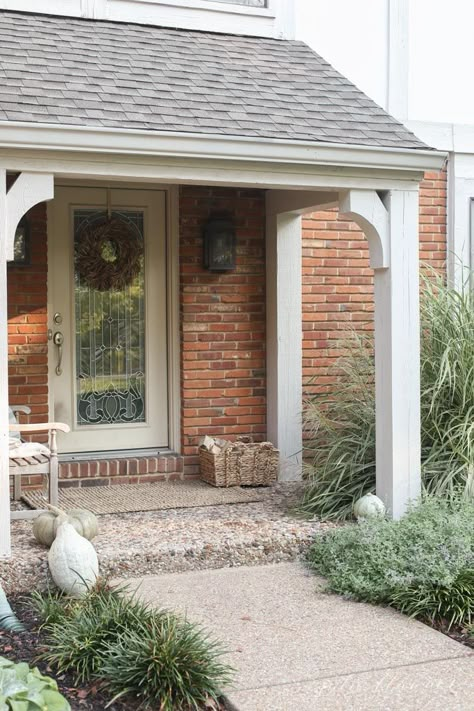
[11,216,30,266]
[203,215,236,271]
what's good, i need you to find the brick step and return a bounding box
[59,454,184,488]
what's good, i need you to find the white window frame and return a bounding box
[119,0,275,18]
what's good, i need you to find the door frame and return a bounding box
[47,180,181,457]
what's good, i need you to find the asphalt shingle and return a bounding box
[0,10,427,149]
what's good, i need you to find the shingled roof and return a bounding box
[0,10,426,150]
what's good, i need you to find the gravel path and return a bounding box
[1,483,329,594]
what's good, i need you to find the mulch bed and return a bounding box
[0,595,225,710]
[432,620,474,650]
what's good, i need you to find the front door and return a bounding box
[49,186,168,454]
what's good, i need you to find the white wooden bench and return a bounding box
[8,405,70,520]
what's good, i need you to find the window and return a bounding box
[218,0,267,6]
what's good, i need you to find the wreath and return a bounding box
[75,217,143,291]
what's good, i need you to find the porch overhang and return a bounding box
[0,122,444,173]
[0,123,445,191]
[0,129,447,557]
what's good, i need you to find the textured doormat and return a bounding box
[21,480,264,515]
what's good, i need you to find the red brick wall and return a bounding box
[302,169,447,395]
[6,171,447,482]
[179,186,267,475]
[7,202,49,429]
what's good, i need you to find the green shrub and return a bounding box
[30,588,77,630]
[34,580,157,685]
[301,273,474,519]
[100,613,233,711]
[308,495,474,617]
[390,569,474,629]
[33,580,233,710]
[0,656,70,710]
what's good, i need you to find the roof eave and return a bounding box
[0,121,447,173]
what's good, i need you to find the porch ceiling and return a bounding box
[0,9,426,150]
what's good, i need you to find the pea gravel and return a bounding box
[1,483,330,594]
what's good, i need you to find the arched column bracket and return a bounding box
[339,189,389,269]
[5,172,54,261]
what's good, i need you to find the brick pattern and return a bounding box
[419,169,447,271]
[7,202,49,434]
[302,168,448,396]
[179,186,266,476]
[58,455,184,488]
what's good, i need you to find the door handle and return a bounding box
[53,331,64,376]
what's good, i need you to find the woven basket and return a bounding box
[199,440,279,487]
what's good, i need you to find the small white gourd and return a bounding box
[48,520,99,598]
[353,493,386,520]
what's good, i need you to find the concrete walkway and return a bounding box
[127,562,474,711]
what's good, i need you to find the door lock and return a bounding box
[53,331,64,375]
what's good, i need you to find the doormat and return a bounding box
[22,480,264,515]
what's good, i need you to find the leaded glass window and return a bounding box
[74,209,146,427]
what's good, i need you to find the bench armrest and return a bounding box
[9,423,70,434]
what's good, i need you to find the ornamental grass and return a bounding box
[301,271,474,520]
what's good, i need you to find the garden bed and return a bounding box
[0,594,228,710]
[0,596,133,711]
[431,619,474,650]
[307,495,474,652]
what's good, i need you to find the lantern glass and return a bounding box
[12,217,30,266]
[203,217,236,271]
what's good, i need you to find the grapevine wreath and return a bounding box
[75,216,143,291]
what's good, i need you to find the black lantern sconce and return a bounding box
[203,214,236,271]
[11,216,30,266]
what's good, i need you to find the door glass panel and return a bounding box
[74,209,146,426]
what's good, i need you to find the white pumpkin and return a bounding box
[48,521,99,598]
[353,493,386,520]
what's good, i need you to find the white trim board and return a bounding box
[113,0,275,18]
[0,0,288,38]
[0,122,446,175]
[407,120,474,154]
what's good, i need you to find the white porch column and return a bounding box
[0,169,10,557]
[0,171,54,557]
[265,190,339,481]
[341,188,421,518]
[266,209,303,480]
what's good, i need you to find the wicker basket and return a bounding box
[199,440,279,487]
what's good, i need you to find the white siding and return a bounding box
[296,0,389,111]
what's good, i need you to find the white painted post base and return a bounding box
[374,189,421,518]
[266,209,303,481]
[341,188,421,518]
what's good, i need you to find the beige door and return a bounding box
[49,186,168,454]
